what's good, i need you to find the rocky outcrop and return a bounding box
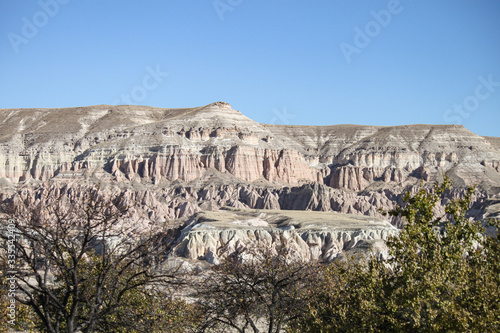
[174,209,399,263]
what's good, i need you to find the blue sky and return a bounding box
[1,1,499,136]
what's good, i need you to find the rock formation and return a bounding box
[1,102,499,188]
[174,208,399,263]
[1,102,499,260]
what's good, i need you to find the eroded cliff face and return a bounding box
[0,102,499,225]
[174,209,399,263]
[2,180,492,263]
[1,102,499,188]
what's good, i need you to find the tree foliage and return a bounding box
[101,284,200,333]
[294,177,500,332]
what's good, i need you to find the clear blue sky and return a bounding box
[1,0,499,136]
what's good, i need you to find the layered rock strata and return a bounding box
[1,102,499,189]
[0,102,499,225]
[174,208,399,263]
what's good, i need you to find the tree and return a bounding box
[195,242,320,333]
[294,177,500,332]
[290,254,392,333]
[0,185,188,333]
[383,178,496,331]
[100,283,200,333]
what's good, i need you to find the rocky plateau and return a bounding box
[174,208,399,263]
